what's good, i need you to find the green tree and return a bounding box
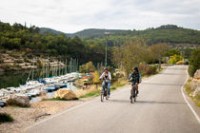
[188,49,200,76]
[149,43,169,70]
[112,39,149,74]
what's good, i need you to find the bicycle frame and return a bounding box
[101,81,109,102]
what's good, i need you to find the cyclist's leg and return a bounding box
[102,82,105,91]
[107,82,111,96]
[136,83,139,95]
[130,83,134,98]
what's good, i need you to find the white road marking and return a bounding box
[181,73,200,124]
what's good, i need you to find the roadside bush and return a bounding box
[188,49,200,77]
[168,54,183,64]
[139,64,158,76]
[0,113,14,123]
[145,65,157,75]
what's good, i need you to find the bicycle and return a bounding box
[130,83,137,103]
[100,80,109,102]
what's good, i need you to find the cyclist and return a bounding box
[99,68,112,97]
[129,67,141,96]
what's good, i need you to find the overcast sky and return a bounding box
[0,0,200,33]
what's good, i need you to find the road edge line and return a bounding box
[181,73,200,124]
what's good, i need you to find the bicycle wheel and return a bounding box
[130,89,133,103]
[101,89,104,102]
[105,88,109,100]
[133,86,137,102]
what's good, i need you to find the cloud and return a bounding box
[0,0,200,32]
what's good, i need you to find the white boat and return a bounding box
[26,89,40,97]
[20,80,44,91]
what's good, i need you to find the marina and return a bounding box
[0,72,80,105]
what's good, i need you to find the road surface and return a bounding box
[26,65,200,133]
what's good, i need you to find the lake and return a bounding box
[0,68,70,89]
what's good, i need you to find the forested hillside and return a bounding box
[72,25,200,45]
[0,21,108,65]
[41,24,200,46]
[1,21,200,69]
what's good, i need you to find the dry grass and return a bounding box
[185,78,200,107]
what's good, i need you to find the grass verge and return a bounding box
[80,79,127,99]
[42,97,79,101]
[79,89,100,98]
[184,79,200,107]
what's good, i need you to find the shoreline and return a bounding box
[0,83,104,133]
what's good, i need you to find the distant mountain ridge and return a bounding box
[39,27,129,38]
[72,28,130,38]
[39,27,66,35]
[39,25,200,45]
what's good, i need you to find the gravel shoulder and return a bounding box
[0,100,84,133]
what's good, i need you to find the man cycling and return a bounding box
[129,67,141,96]
[99,68,112,97]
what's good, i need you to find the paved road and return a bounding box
[26,65,200,133]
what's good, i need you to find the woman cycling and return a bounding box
[129,67,141,96]
[99,68,112,97]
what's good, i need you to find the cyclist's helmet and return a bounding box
[133,67,139,73]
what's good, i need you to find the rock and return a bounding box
[6,95,30,107]
[194,69,200,79]
[190,78,200,97]
[54,89,78,100]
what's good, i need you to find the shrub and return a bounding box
[145,65,157,75]
[139,64,158,76]
[0,113,14,123]
[188,49,200,77]
[168,54,183,64]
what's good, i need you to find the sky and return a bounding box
[0,0,200,33]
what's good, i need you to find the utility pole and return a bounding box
[104,32,110,67]
[105,41,107,67]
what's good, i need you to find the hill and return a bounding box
[40,25,200,45]
[0,21,107,65]
[72,28,130,38]
[39,27,67,35]
[70,25,200,45]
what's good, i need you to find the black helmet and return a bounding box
[133,67,139,72]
